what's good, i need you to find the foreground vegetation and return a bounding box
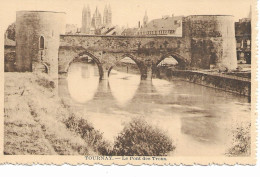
[112,119,175,156]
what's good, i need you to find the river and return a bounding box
[58,62,251,156]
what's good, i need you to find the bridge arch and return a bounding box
[153,52,188,78]
[65,51,104,79]
[107,54,146,78]
[155,52,188,68]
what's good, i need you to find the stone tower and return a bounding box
[103,5,108,26]
[143,10,148,27]
[81,5,91,33]
[185,15,237,70]
[107,4,112,26]
[92,7,102,29]
[15,11,66,79]
[103,4,112,27]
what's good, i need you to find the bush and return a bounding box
[63,114,111,155]
[6,22,15,41]
[35,73,55,90]
[227,122,251,156]
[112,119,175,156]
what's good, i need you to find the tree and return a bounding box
[6,22,16,41]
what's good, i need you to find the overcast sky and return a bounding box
[0,0,253,30]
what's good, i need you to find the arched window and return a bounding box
[39,36,44,50]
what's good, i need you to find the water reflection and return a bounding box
[67,62,99,103]
[109,70,140,106]
[181,115,218,143]
[152,78,173,96]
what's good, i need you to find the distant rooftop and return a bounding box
[140,15,183,32]
[17,10,66,14]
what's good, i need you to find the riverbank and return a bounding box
[158,68,251,97]
[4,72,108,155]
[114,63,251,97]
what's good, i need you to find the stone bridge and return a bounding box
[14,11,237,80]
[58,35,190,79]
[58,15,237,80]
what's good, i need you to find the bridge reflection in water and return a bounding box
[59,62,250,156]
[67,63,99,103]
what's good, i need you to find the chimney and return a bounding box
[138,21,141,28]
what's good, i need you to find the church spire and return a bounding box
[104,4,108,12]
[103,4,112,26]
[103,5,108,25]
[87,4,90,12]
[143,10,148,26]
[248,5,252,19]
[82,4,91,34]
[92,6,102,29]
[108,4,111,13]
[95,6,98,14]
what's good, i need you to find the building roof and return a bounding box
[121,28,138,36]
[235,19,251,37]
[141,15,183,32]
[4,37,15,46]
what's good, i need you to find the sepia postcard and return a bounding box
[0,0,257,165]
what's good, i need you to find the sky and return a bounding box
[0,0,253,30]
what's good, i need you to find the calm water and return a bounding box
[59,62,251,156]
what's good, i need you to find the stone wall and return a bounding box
[169,70,250,96]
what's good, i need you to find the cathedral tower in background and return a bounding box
[103,4,112,27]
[81,5,91,33]
[92,7,102,29]
[81,4,112,34]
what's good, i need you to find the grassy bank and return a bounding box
[4,72,108,155]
